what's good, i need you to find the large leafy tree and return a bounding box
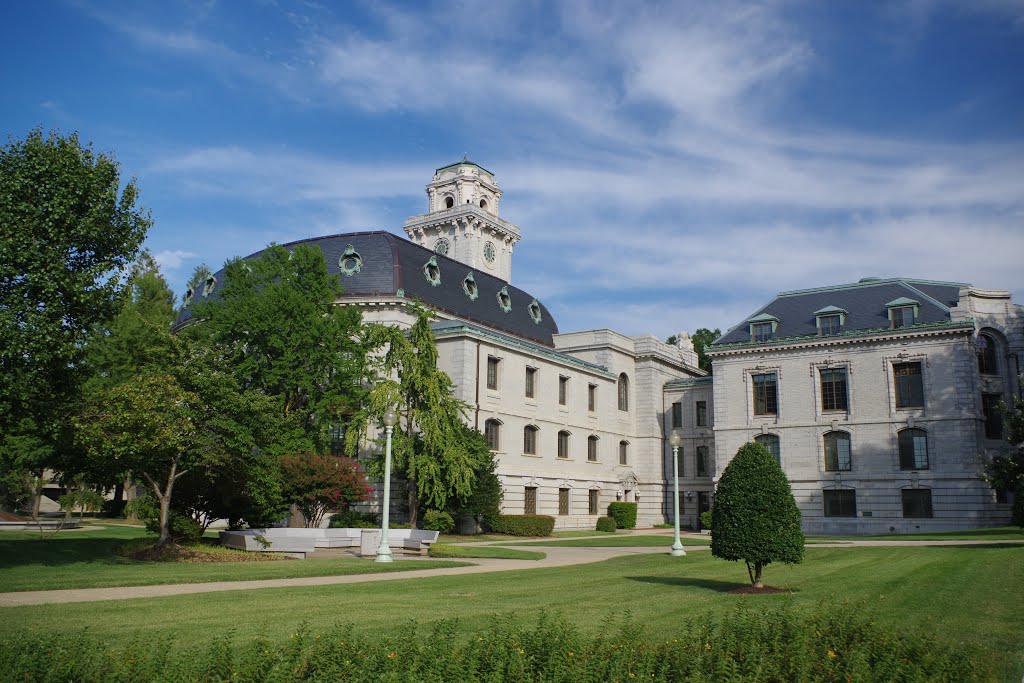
[711,442,804,587]
[185,244,366,451]
[350,304,491,527]
[982,392,1024,526]
[279,451,370,528]
[0,129,149,511]
[692,327,721,375]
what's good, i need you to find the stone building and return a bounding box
[182,159,1019,533]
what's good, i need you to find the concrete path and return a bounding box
[1,530,1018,608]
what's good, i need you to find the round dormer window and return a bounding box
[203,276,217,297]
[339,245,363,276]
[528,299,542,324]
[496,285,511,312]
[463,272,478,300]
[434,238,450,256]
[423,256,441,287]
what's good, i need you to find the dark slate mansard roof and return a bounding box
[176,231,559,347]
[713,277,969,347]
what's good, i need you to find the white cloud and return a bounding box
[152,249,196,271]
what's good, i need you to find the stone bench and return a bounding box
[402,529,440,554]
[220,528,362,554]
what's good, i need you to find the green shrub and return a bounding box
[390,522,412,529]
[328,509,378,528]
[489,514,555,536]
[606,502,637,529]
[0,602,991,682]
[595,516,617,533]
[423,510,455,533]
[100,498,127,517]
[123,495,203,543]
[700,510,712,530]
[711,442,804,587]
[1013,486,1024,528]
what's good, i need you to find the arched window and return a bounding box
[696,445,709,477]
[445,195,454,209]
[619,440,629,465]
[587,435,600,462]
[523,425,538,455]
[617,373,629,411]
[755,434,781,466]
[898,428,929,470]
[978,333,998,375]
[484,419,501,451]
[824,431,852,471]
[557,430,571,459]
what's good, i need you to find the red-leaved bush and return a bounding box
[279,452,371,527]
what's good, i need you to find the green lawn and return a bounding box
[509,534,712,547]
[428,543,545,560]
[0,526,468,592]
[810,525,1024,541]
[3,545,1021,680]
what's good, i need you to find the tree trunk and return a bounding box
[753,562,764,588]
[288,504,305,528]
[407,482,418,528]
[157,491,172,548]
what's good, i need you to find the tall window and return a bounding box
[587,435,599,462]
[588,384,597,412]
[588,489,599,515]
[752,373,778,416]
[696,401,708,427]
[894,362,923,408]
[525,367,537,398]
[524,486,537,514]
[982,393,1003,439]
[328,423,346,456]
[486,356,500,390]
[818,314,841,337]
[523,425,538,455]
[898,428,929,469]
[671,402,683,429]
[755,434,781,465]
[752,322,773,343]
[977,333,998,375]
[558,488,570,516]
[902,489,933,518]
[891,306,915,328]
[696,445,709,477]
[557,430,570,459]
[823,489,856,517]
[558,376,569,406]
[619,440,629,465]
[824,431,852,471]
[617,374,629,411]
[820,368,848,412]
[484,419,501,451]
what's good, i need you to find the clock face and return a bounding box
[434,238,450,256]
[483,241,496,265]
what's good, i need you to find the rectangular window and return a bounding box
[619,441,628,465]
[820,368,849,412]
[524,486,537,515]
[824,432,852,471]
[525,367,536,398]
[671,402,683,429]
[558,376,569,406]
[587,437,598,462]
[588,384,597,412]
[696,401,708,427]
[558,488,570,516]
[818,314,841,337]
[557,431,569,459]
[752,322,773,343]
[484,420,500,451]
[982,393,1003,439]
[523,427,537,455]
[892,307,915,328]
[752,373,778,416]
[486,356,500,390]
[901,489,933,518]
[898,429,929,469]
[696,445,708,477]
[823,489,857,517]
[588,489,599,515]
[893,362,923,409]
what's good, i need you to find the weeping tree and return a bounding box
[711,442,804,588]
[349,304,490,527]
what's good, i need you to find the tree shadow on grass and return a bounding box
[626,576,799,594]
[0,536,140,569]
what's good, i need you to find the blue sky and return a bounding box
[3,0,1022,340]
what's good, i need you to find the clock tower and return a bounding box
[403,157,521,283]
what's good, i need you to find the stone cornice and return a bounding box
[707,319,975,357]
[404,205,521,241]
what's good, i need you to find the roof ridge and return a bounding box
[899,281,955,313]
[776,277,967,298]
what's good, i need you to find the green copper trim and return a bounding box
[339,245,363,276]
[423,255,442,287]
[711,319,975,352]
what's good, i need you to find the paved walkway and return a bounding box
[1,530,1019,608]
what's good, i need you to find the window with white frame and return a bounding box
[824,431,851,471]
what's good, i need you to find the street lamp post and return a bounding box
[668,429,686,557]
[375,408,398,563]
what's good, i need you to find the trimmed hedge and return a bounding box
[0,602,991,682]
[607,502,637,529]
[489,514,555,536]
[595,516,617,533]
[700,510,712,530]
[423,510,455,533]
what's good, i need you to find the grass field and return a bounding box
[428,543,545,560]
[0,526,468,592]
[2,543,1021,679]
[508,534,712,547]
[810,525,1024,541]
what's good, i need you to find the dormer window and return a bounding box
[496,285,511,312]
[339,245,362,276]
[814,306,846,337]
[886,298,919,329]
[445,196,454,209]
[462,272,478,300]
[203,276,217,297]
[422,256,441,286]
[528,299,542,324]
[747,313,779,343]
